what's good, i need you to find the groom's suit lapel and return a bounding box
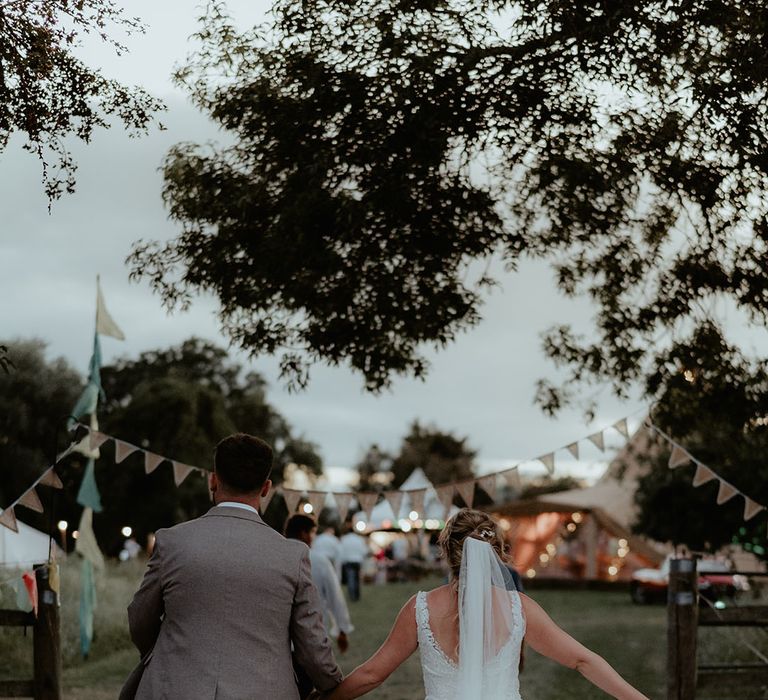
[202,505,269,527]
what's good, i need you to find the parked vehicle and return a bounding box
[630,556,749,604]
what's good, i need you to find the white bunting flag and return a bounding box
[333,493,354,522]
[0,507,18,533]
[18,489,44,513]
[89,431,109,451]
[407,489,427,517]
[172,462,194,486]
[144,452,165,474]
[357,492,379,519]
[455,481,475,509]
[565,442,580,459]
[114,440,139,464]
[96,277,126,340]
[692,464,716,488]
[668,445,692,470]
[283,489,303,514]
[613,419,630,439]
[38,468,63,489]
[587,431,605,451]
[307,491,327,515]
[259,486,276,513]
[716,481,738,505]
[435,484,455,514]
[744,497,765,521]
[384,491,404,519]
[500,468,521,491]
[538,452,556,475]
[477,474,497,501]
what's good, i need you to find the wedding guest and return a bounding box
[339,522,370,602]
[313,525,342,580]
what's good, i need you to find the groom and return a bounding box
[125,433,343,699]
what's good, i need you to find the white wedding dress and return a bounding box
[415,539,526,700]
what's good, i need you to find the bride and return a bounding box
[320,508,650,700]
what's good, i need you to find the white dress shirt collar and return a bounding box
[216,501,258,514]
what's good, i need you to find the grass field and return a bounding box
[2,560,669,699]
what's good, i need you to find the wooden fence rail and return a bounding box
[0,565,61,700]
[667,557,768,700]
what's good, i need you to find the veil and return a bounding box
[457,537,518,698]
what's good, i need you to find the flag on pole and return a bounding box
[96,277,125,340]
[68,333,103,429]
[76,459,103,513]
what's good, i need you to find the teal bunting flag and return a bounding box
[68,333,104,429]
[76,459,102,513]
[80,558,96,658]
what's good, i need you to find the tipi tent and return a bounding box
[0,511,58,567]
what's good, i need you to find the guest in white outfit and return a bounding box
[339,523,370,602]
[313,525,342,580]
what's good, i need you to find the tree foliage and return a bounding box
[632,325,768,560]
[387,420,477,488]
[131,0,768,412]
[0,0,163,199]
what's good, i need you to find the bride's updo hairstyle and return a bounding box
[438,508,506,582]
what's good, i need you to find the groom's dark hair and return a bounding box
[214,433,273,493]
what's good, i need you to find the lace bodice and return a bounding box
[415,590,525,700]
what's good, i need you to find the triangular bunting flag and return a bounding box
[333,492,354,522]
[96,277,126,340]
[716,481,738,505]
[38,468,63,490]
[565,442,579,459]
[89,431,109,451]
[144,452,165,474]
[172,462,194,486]
[538,452,556,475]
[77,458,102,512]
[435,484,455,512]
[357,492,379,519]
[384,490,404,519]
[0,507,18,533]
[744,497,765,521]
[407,489,426,518]
[18,488,44,513]
[613,418,630,439]
[307,491,327,515]
[668,445,692,469]
[455,481,475,509]
[587,431,605,451]
[692,464,716,488]
[500,468,521,491]
[114,440,139,464]
[283,489,303,514]
[477,474,497,501]
[259,486,276,513]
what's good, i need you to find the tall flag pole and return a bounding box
[70,276,124,658]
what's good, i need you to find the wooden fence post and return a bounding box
[33,565,61,700]
[667,557,698,700]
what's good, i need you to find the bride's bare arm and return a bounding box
[325,595,418,699]
[520,593,650,700]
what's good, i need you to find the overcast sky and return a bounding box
[0,0,647,485]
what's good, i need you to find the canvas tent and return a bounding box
[0,510,59,568]
[490,425,668,581]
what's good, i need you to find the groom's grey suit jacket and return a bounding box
[127,505,342,699]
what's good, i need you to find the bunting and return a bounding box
[538,452,555,475]
[435,484,455,517]
[172,462,195,486]
[500,468,521,491]
[565,442,580,459]
[406,489,426,517]
[307,491,327,515]
[114,440,139,464]
[613,419,630,439]
[0,508,18,533]
[333,493,354,523]
[744,498,765,522]
[384,491,404,520]
[692,464,716,488]
[357,492,379,519]
[38,467,63,490]
[282,489,303,514]
[668,445,692,469]
[477,474,497,501]
[144,452,165,474]
[587,431,605,451]
[455,481,475,509]
[18,489,44,513]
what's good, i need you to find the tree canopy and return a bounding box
[130,0,768,420]
[0,0,163,200]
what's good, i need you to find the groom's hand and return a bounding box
[337,631,349,654]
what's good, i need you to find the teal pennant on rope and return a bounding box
[76,459,102,512]
[68,332,105,430]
